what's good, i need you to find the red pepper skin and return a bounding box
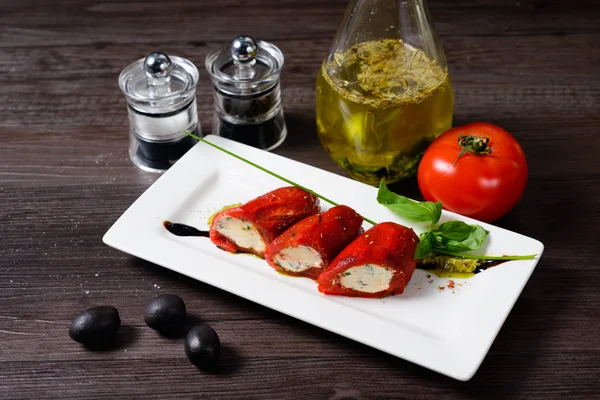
[317,222,419,298]
[265,205,363,279]
[210,187,320,257]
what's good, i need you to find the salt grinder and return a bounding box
[119,52,201,172]
[205,36,287,150]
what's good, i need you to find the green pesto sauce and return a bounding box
[207,203,242,226]
[417,255,506,279]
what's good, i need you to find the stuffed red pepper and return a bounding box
[317,222,419,298]
[264,205,363,279]
[210,187,320,257]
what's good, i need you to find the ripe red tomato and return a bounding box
[417,122,528,223]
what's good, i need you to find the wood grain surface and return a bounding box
[1,0,599,398]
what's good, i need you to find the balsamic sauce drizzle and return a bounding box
[472,260,508,274]
[163,221,209,237]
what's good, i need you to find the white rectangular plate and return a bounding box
[103,135,544,381]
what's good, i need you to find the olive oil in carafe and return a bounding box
[316,39,454,185]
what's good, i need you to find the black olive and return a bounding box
[144,294,186,335]
[184,325,220,370]
[69,306,121,346]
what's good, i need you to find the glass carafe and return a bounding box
[316,0,454,185]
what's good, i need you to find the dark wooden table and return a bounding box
[1,0,599,398]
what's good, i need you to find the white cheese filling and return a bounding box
[338,264,394,293]
[215,216,265,253]
[273,246,323,272]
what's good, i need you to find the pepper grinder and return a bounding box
[205,36,287,151]
[119,52,201,172]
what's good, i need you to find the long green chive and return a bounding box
[433,248,537,261]
[185,131,377,225]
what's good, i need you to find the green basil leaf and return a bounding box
[414,232,433,259]
[431,201,443,225]
[416,201,443,225]
[443,225,488,252]
[431,231,447,248]
[377,180,440,223]
[436,221,476,241]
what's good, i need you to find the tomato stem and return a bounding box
[453,135,492,166]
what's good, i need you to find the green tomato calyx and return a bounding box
[454,135,493,166]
